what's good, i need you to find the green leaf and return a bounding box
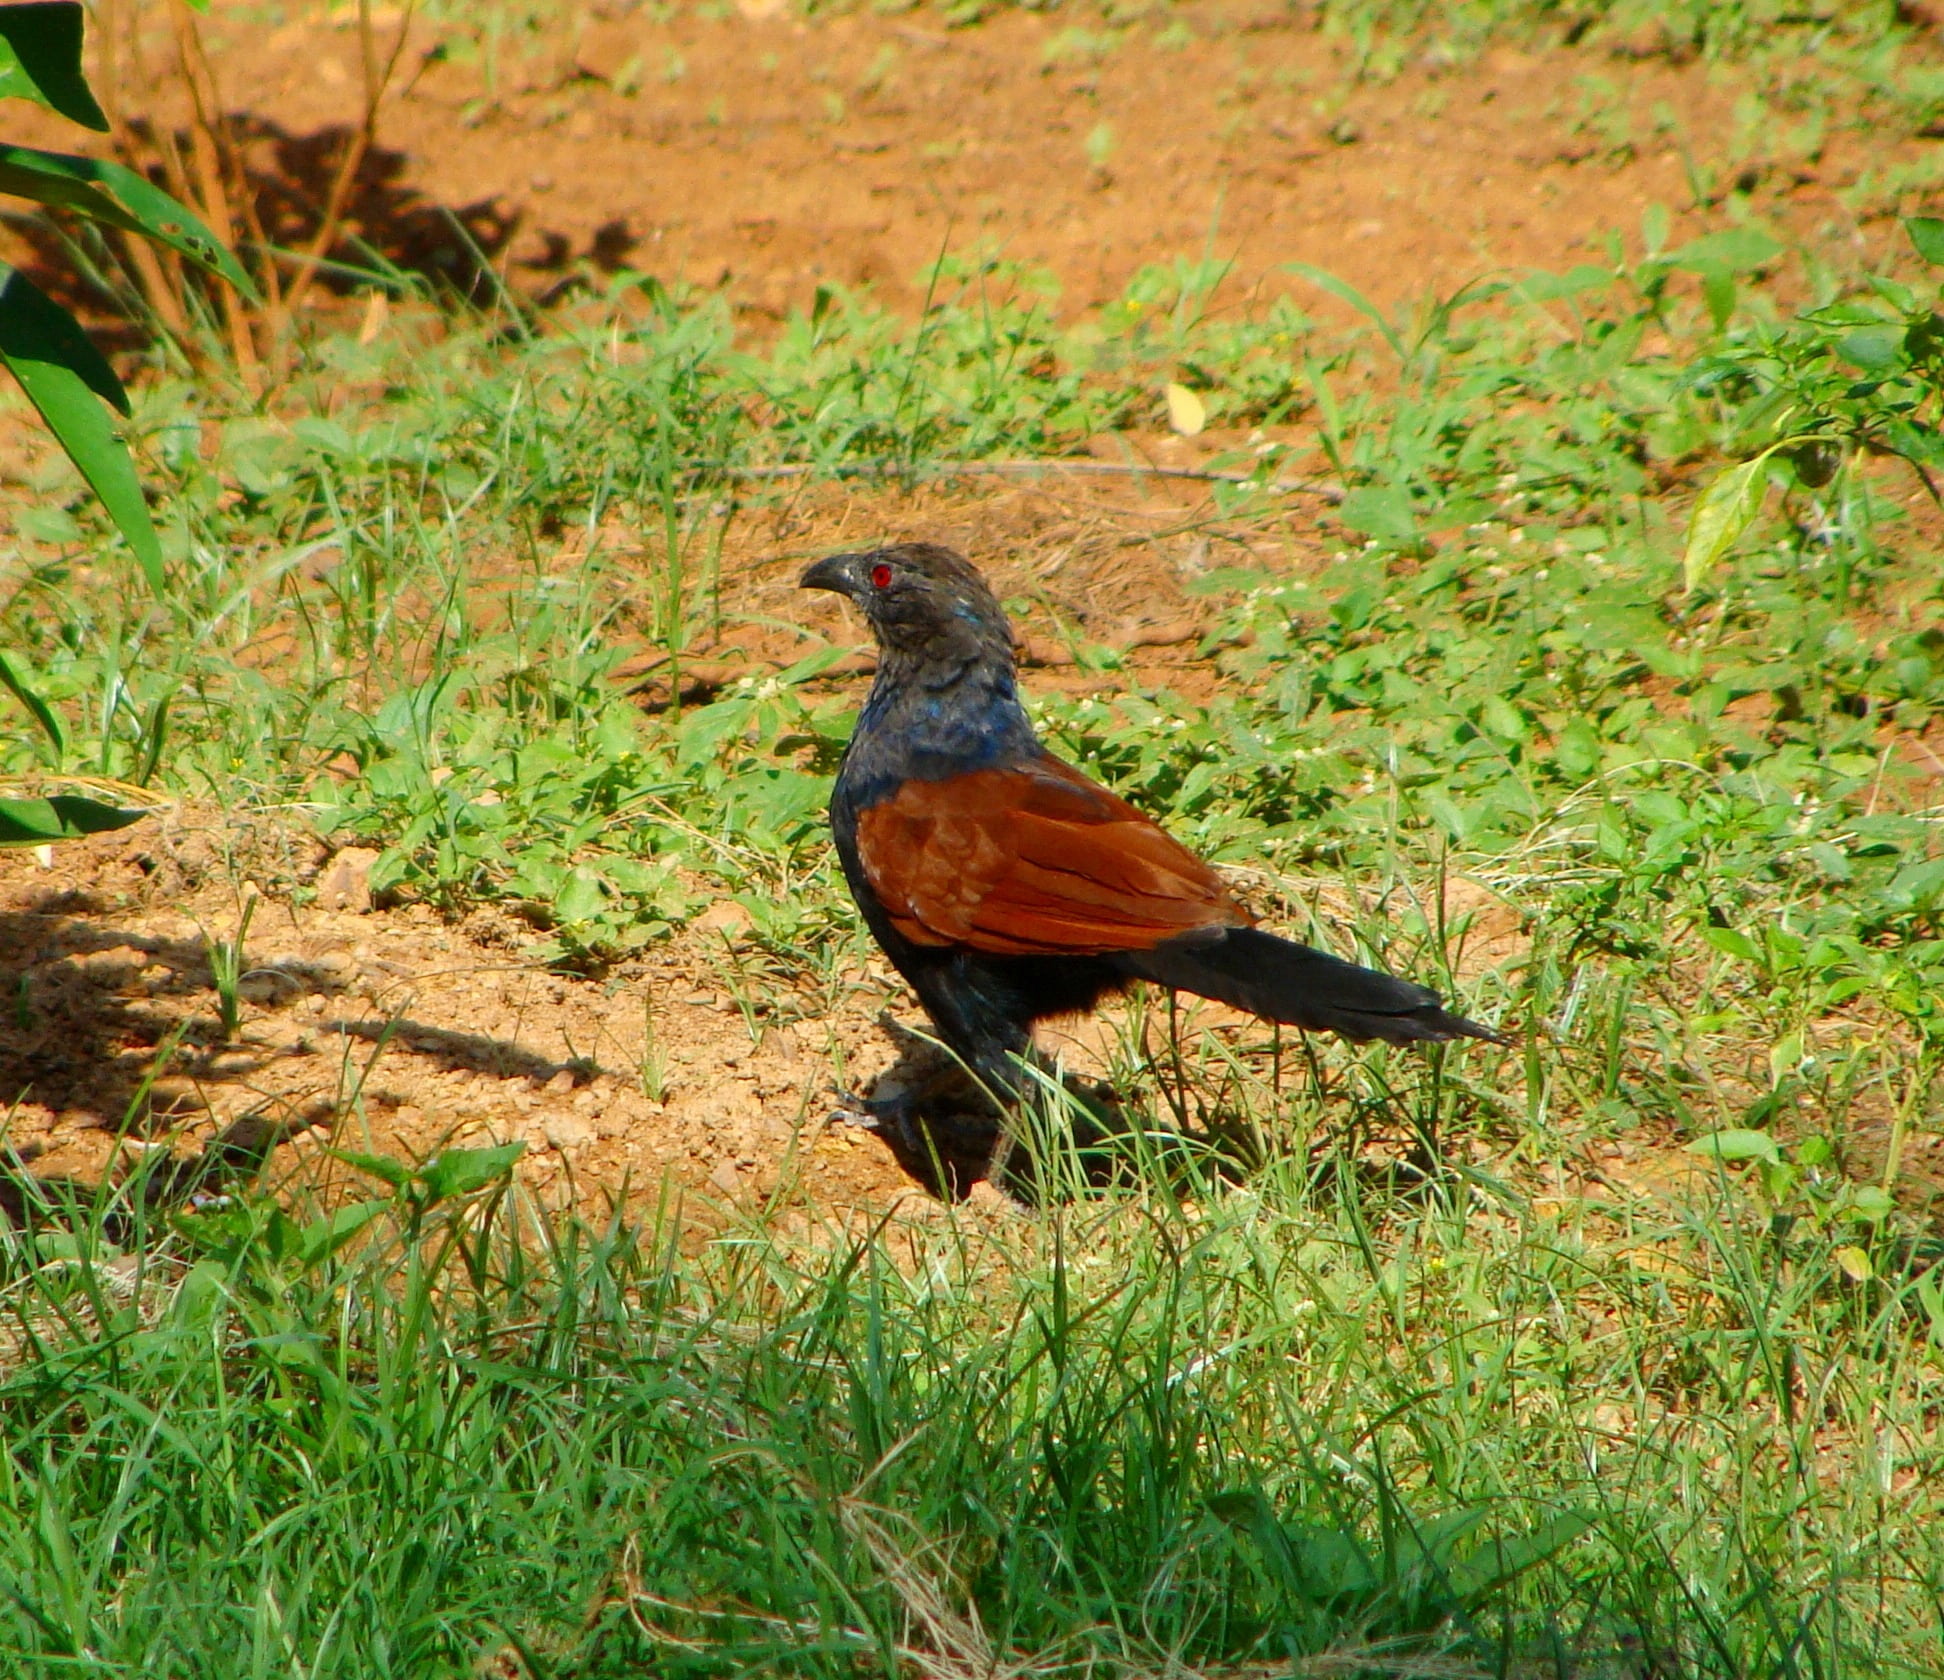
[1554,716,1601,780]
[0,4,107,132]
[1682,453,1769,593]
[293,1200,387,1268]
[0,650,63,762]
[420,1143,525,1203]
[1701,270,1735,331]
[1336,484,1419,542]
[1448,1511,1595,1604]
[551,865,606,926]
[1480,694,1528,742]
[1700,925,1762,964]
[1885,855,1944,912]
[1516,264,1617,303]
[1838,325,1904,371]
[1667,227,1784,275]
[1285,262,1408,362]
[325,1149,415,1190]
[1686,1128,1782,1165]
[0,261,120,406]
[1906,216,1944,268]
[0,793,143,845]
[1831,1244,1872,1282]
[1847,1184,1895,1223]
[367,846,408,896]
[1641,201,1671,258]
[0,264,161,589]
[0,145,256,297]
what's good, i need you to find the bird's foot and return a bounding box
[827,1086,926,1155]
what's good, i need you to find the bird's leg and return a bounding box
[828,1043,1004,1156]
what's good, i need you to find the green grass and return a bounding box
[3,1124,1942,1677]
[17,1080,1944,1677]
[3,69,1944,1673]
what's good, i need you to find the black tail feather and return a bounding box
[1119,926,1507,1046]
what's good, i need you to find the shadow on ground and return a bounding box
[12,113,640,345]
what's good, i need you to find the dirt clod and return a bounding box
[317,848,381,913]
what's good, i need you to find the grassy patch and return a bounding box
[3,1129,1942,1676]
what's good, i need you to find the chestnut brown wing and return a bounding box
[852,756,1248,957]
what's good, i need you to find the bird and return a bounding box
[801,541,1505,1129]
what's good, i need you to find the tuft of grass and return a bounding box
[638,992,670,1105]
[200,890,257,1045]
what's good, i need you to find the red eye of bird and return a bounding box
[870,562,893,590]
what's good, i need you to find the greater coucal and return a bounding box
[803,542,1503,1119]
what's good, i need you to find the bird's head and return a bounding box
[801,542,1016,668]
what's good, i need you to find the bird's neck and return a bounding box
[845,648,1039,797]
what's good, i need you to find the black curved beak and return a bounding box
[800,551,868,599]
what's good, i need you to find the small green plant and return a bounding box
[1682,214,1944,590]
[202,892,258,1044]
[638,992,668,1103]
[324,1139,525,1241]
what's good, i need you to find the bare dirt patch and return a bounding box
[18,4,1932,329]
[0,807,933,1230]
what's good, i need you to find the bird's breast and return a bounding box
[839,672,1040,811]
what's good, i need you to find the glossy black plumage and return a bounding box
[802,543,1504,1108]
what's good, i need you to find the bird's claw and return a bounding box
[826,1086,925,1155]
[826,1086,878,1125]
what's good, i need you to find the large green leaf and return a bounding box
[1686,1128,1782,1165]
[0,4,106,132]
[0,256,120,406]
[1907,216,1944,269]
[326,1149,415,1191]
[0,144,256,297]
[1336,484,1420,543]
[0,792,143,846]
[1681,452,1770,594]
[420,1143,525,1203]
[0,263,162,589]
